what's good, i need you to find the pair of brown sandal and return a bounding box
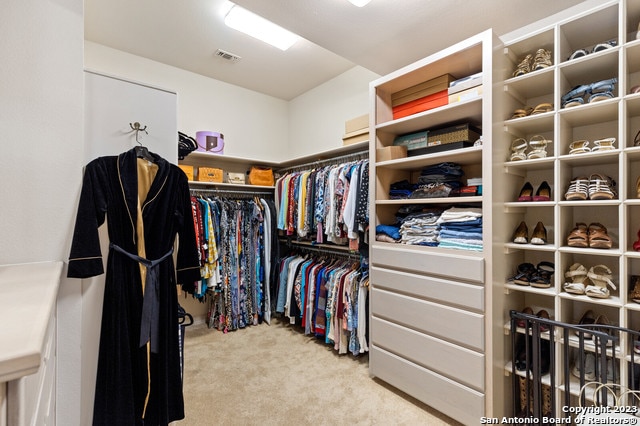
[567,222,612,249]
[511,102,554,119]
[512,48,553,77]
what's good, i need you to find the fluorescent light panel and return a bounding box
[224,5,298,51]
[348,0,371,6]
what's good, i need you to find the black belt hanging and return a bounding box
[110,242,174,354]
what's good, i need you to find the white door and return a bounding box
[76,70,177,425]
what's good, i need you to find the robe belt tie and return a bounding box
[110,243,174,354]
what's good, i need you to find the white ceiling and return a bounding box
[85,0,586,101]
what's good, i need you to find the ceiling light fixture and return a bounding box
[347,0,371,6]
[224,5,299,51]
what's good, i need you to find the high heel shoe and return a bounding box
[510,138,528,161]
[513,221,529,244]
[533,181,551,201]
[518,182,534,201]
[567,222,588,247]
[634,229,640,252]
[531,221,547,245]
[585,264,616,299]
[588,222,612,249]
[527,135,550,159]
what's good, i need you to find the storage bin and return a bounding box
[427,123,481,146]
[227,172,245,184]
[178,165,194,181]
[197,167,223,182]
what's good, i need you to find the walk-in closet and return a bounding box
[4,0,640,425]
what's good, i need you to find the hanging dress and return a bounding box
[67,148,201,426]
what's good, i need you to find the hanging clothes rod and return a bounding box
[290,245,361,259]
[277,149,368,174]
[281,238,360,259]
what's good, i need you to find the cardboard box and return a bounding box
[345,114,369,134]
[448,85,483,104]
[377,146,407,162]
[178,165,194,181]
[393,130,428,147]
[392,90,449,120]
[391,74,456,106]
[342,128,369,146]
[448,72,483,95]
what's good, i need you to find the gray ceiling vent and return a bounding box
[215,49,241,62]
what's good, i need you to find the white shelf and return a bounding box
[501,0,640,417]
[188,180,274,191]
[368,30,492,423]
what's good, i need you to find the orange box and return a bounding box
[197,167,223,182]
[392,90,449,120]
[178,165,194,181]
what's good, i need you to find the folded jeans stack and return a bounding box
[414,162,464,198]
[436,207,483,251]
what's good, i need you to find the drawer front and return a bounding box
[371,317,484,391]
[371,266,484,311]
[370,346,484,425]
[371,288,484,351]
[371,245,484,283]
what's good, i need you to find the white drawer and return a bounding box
[371,244,484,283]
[371,317,484,391]
[371,288,484,351]
[370,346,484,425]
[371,266,484,311]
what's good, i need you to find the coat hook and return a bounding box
[129,122,148,145]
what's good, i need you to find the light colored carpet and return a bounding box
[179,317,461,426]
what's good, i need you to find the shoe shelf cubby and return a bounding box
[500,0,640,417]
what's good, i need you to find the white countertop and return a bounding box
[0,261,62,382]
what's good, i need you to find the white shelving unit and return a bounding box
[368,29,502,423]
[179,141,369,191]
[501,0,640,415]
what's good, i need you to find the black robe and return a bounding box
[67,148,201,425]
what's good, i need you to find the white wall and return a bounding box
[287,66,380,158]
[85,42,289,162]
[0,1,84,426]
[85,42,380,162]
[0,1,84,264]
